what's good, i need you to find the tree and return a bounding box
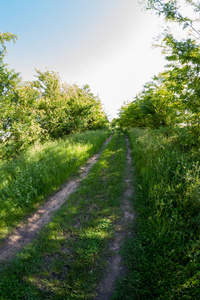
[118,1,200,134]
[33,70,108,138]
[144,0,200,38]
[118,72,179,129]
[0,32,21,157]
[0,33,108,158]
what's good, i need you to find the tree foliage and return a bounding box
[0,34,108,159]
[144,0,200,37]
[119,0,200,141]
[33,70,108,138]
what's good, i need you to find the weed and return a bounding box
[0,132,127,299]
[113,128,200,299]
[0,130,111,242]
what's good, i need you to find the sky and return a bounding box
[0,0,167,120]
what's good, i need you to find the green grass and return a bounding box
[112,128,200,300]
[0,129,111,243]
[0,131,127,299]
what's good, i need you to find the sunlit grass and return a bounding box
[0,131,127,299]
[0,129,111,242]
[112,128,200,300]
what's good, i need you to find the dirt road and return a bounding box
[0,133,135,299]
[0,135,113,262]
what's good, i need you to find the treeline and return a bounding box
[112,1,200,299]
[117,0,200,145]
[0,33,108,159]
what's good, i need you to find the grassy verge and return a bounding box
[0,131,127,299]
[112,128,200,299]
[0,129,111,242]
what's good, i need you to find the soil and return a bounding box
[0,135,112,262]
[95,135,135,300]
[0,134,135,300]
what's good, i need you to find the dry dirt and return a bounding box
[0,134,135,300]
[95,135,135,300]
[0,135,113,262]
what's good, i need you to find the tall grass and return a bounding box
[0,129,111,242]
[113,128,200,299]
[0,132,127,299]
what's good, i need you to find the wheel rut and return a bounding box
[0,135,113,263]
[0,133,135,300]
[95,135,135,300]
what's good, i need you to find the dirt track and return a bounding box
[95,135,135,299]
[0,135,113,262]
[0,134,135,300]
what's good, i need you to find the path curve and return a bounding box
[0,135,113,263]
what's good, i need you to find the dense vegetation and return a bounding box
[113,0,200,299]
[113,128,200,299]
[0,129,110,243]
[0,132,127,299]
[1,1,200,299]
[0,33,108,159]
[118,0,200,141]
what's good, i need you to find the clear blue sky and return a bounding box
[0,0,166,120]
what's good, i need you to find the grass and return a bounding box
[0,131,127,299]
[112,128,200,300]
[3,127,198,299]
[0,129,111,243]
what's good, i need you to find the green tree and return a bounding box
[0,33,108,158]
[34,70,108,138]
[0,32,21,157]
[144,0,200,37]
[118,72,179,129]
[119,1,200,134]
